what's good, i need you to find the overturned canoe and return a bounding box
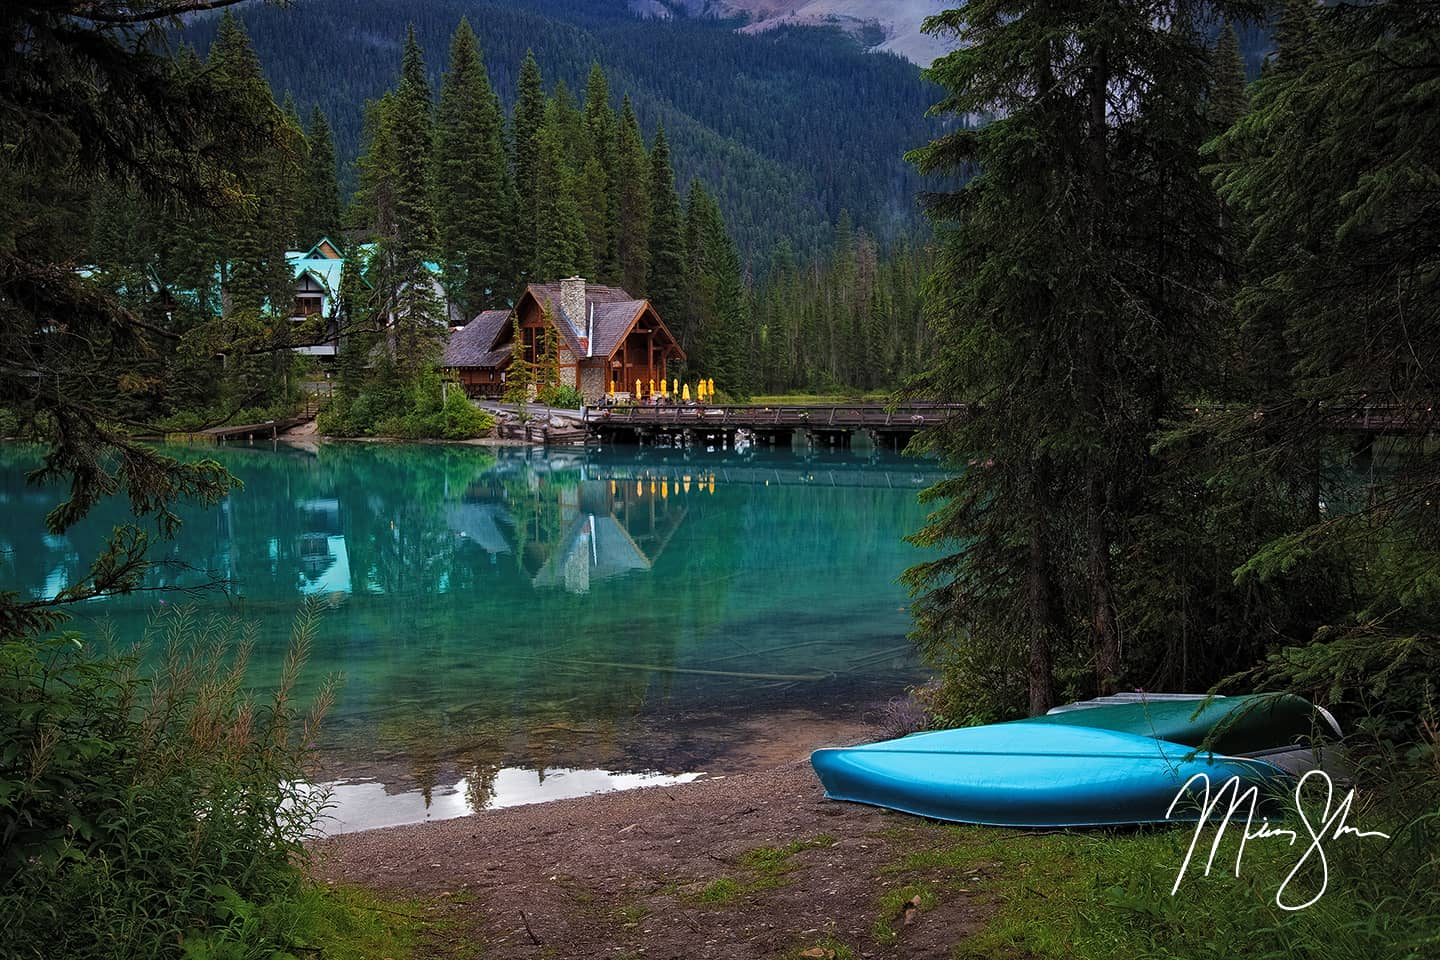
[810,722,1289,827]
[1028,693,1338,756]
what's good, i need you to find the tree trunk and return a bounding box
[1027,456,1058,715]
[1083,41,1121,696]
[1089,472,1121,693]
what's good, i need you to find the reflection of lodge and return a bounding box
[295,497,351,595]
[529,478,688,594]
[443,464,689,595]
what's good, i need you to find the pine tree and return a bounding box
[679,182,748,396]
[204,11,300,402]
[533,101,591,280]
[1205,0,1440,738]
[615,96,651,295]
[1208,23,1249,134]
[904,0,1245,715]
[581,63,619,282]
[297,106,343,245]
[646,122,685,322]
[380,24,444,377]
[436,18,516,316]
[1274,0,1320,76]
[512,51,546,277]
[678,180,708,356]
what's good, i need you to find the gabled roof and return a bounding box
[286,250,345,296]
[442,309,513,368]
[521,282,639,357]
[303,237,345,260]
[588,300,650,357]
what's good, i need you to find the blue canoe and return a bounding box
[810,721,1289,827]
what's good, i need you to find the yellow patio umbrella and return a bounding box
[672,378,678,396]
[608,380,615,397]
[635,378,641,400]
[660,378,668,399]
[707,378,715,398]
[708,477,716,495]
[649,378,656,397]
[682,383,691,401]
[661,481,668,500]
[696,380,705,402]
[636,480,643,496]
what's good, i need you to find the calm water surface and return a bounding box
[0,442,938,828]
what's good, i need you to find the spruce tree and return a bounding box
[205,11,300,402]
[581,63,620,282]
[1208,23,1249,134]
[679,181,748,395]
[1274,0,1320,76]
[1207,0,1440,704]
[678,179,708,357]
[533,102,592,280]
[615,96,651,295]
[512,51,546,277]
[904,0,1246,715]
[297,106,343,245]
[382,24,444,377]
[646,122,685,322]
[436,18,516,315]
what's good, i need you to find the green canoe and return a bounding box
[1027,693,1340,756]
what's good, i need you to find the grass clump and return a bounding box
[688,834,837,906]
[0,601,346,959]
[695,876,743,905]
[778,934,858,960]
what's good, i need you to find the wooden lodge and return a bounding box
[442,278,685,402]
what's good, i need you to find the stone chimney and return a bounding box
[559,276,586,334]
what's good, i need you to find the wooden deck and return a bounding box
[165,417,306,444]
[585,402,964,432]
[586,401,1436,442]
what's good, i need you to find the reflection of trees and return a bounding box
[0,442,939,791]
[328,444,499,599]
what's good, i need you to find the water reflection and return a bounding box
[0,442,940,819]
[318,767,705,834]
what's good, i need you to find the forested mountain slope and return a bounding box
[178,0,944,261]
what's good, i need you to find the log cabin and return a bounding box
[442,277,685,402]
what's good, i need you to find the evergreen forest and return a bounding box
[176,0,947,262]
[2,1,1438,958]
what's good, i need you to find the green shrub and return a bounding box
[536,383,585,409]
[0,407,18,438]
[321,372,492,441]
[0,603,339,959]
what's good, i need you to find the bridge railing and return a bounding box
[584,403,967,429]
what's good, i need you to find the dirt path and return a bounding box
[313,723,993,959]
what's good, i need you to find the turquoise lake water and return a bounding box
[0,442,939,828]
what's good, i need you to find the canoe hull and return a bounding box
[1028,693,1331,756]
[811,723,1287,828]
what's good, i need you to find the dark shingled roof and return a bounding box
[588,300,648,357]
[443,309,512,368]
[444,283,683,368]
[525,282,638,357]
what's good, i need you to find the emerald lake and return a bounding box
[0,442,938,829]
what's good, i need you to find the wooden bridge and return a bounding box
[583,402,966,449]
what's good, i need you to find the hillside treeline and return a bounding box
[176,0,944,261]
